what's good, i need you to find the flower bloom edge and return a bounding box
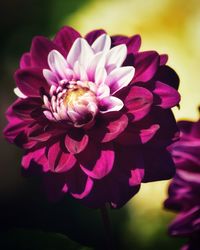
[4,26,180,208]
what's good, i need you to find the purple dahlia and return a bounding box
[4,26,180,208]
[165,116,200,250]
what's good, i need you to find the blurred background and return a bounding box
[0,0,199,249]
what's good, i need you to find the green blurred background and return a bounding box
[0,0,199,249]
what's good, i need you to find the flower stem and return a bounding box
[100,204,115,250]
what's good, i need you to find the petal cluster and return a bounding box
[165,116,200,249]
[4,26,180,208]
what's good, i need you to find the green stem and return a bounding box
[100,204,114,250]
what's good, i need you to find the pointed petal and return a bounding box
[106,66,135,94]
[133,51,159,83]
[95,67,107,85]
[53,26,81,55]
[30,36,64,68]
[91,34,111,53]
[85,29,106,45]
[67,38,93,68]
[48,50,68,79]
[106,44,127,68]
[153,81,180,108]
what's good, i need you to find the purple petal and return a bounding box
[65,133,89,154]
[53,26,81,55]
[153,81,180,108]
[154,65,180,90]
[20,52,32,68]
[30,36,65,68]
[85,29,106,45]
[47,141,76,173]
[65,165,94,199]
[15,68,49,97]
[78,142,115,179]
[160,54,168,65]
[22,148,49,172]
[142,147,175,182]
[126,35,141,54]
[133,51,159,82]
[102,114,128,142]
[124,86,153,121]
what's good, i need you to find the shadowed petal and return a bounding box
[65,134,89,154]
[85,29,106,44]
[20,53,32,68]
[102,114,128,142]
[78,142,115,179]
[125,86,153,121]
[47,141,76,173]
[53,26,80,55]
[15,68,49,97]
[30,36,64,68]
[133,51,159,82]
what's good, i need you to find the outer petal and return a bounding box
[65,133,89,154]
[53,26,81,55]
[133,51,159,83]
[65,164,94,199]
[112,35,141,54]
[30,36,65,68]
[78,142,115,179]
[15,68,49,97]
[47,141,76,173]
[22,147,49,172]
[85,29,106,45]
[20,52,32,68]
[153,81,181,108]
[154,65,180,90]
[142,147,175,182]
[124,86,153,121]
[101,114,128,142]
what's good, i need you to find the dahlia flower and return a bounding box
[4,26,180,208]
[165,116,200,250]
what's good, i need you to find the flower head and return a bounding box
[165,114,200,249]
[4,26,180,208]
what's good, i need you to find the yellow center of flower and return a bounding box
[63,87,89,107]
